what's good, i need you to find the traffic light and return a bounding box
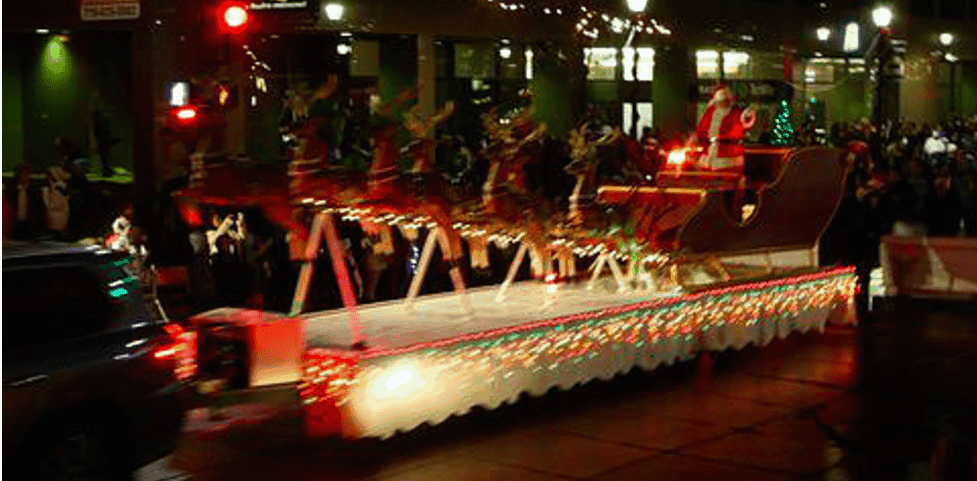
[170,105,198,127]
[217,2,250,34]
[215,81,240,110]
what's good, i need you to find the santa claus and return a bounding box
[690,85,757,173]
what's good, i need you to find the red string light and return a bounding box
[299,267,856,419]
[349,266,854,359]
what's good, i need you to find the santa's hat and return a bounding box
[710,84,734,105]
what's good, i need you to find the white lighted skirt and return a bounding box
[299,267,856,439]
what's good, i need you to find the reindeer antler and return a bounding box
[405,101,456,140]
[375,86,421,118]
[597,127,623,146]
[431,101,456,127]
[521,123,548,146]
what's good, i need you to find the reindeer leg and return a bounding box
[708,256,731,281]
[405,227,441,309]
[497,242,528,302]
[435,228,474,316]
[587,252,607,291]
[566,246,577,279]
[606,253,628,292]
[289,211,327,316]
[557,246,568,281]
[467,235,489,271]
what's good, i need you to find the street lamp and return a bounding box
[939,32,954,47]
[625,0,646,138]
[324,3,344,21]
[872,6,892,29]
[871,5,894,127]
[816,27,831,42]
[627,0,648,12]
[939,33,956,113]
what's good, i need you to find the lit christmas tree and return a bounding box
[769,99,796,145]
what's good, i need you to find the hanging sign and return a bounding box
[80,0,140,20]
[248,1,308,10]
[694,80,794,103]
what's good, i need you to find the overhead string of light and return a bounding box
[242,44,271,93]
[479,0,672,40]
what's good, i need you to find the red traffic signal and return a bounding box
[218,2,249,34]
[171,106,198,124]
[176,106,197,121]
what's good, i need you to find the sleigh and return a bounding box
[595,146,848,285]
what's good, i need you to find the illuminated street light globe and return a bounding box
[324,2,344,21]
[626,0,648,13]
[872,6,892,28]
[223,5,248,29]
[816,27,830,41]
[939,32,954,46]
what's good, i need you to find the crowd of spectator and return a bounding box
[817,115,977,248]
[3,137,128,244]
[8,110,977,318]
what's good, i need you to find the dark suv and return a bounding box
[3,242,189,480]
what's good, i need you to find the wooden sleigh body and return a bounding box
[595,146,849,285]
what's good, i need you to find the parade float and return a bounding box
[172,85,857,439]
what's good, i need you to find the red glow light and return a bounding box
[175,106,197,121]
[219,3,250,33]
[667,148,688,165]
[154,346,178,359]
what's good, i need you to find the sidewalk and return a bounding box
[136,320,972,481]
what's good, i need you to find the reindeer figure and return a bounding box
[335,91,474,304]
[460,108,554,279]
[566,124,623,228]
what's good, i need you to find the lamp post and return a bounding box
[940,33,955,114]
[324,3,345,21]
[817,27,831,42]
[871,5,893,128]
[626,0,647,139]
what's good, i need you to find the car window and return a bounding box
[100,256,157,325]
[3,265,121,351]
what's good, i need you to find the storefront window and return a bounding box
[435,41,450,78]
[723,51,750,79]
[749,53,785,80]
[696,50,720,79]
[499,44,524,80]
[455,43,496,79]
[805,60,836,84]
[350,40,379,77]
[622,102,653,135]
[695,50,750,79]
[584,47,618,80]
[622,47,654,81]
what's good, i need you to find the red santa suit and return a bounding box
[694,87,756,173]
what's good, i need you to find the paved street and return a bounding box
[139,300,977,481]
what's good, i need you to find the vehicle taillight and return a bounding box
[154,346,178,359]
[667,148,689,166]
[156,323,197,381]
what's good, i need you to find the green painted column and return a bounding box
[528,42,584,139]
[960,62,977,117]
[379,35,418,118]
[24,35,85,168]
[417,33,436,118]
[652,45,693,136]
[3,38,26,171]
